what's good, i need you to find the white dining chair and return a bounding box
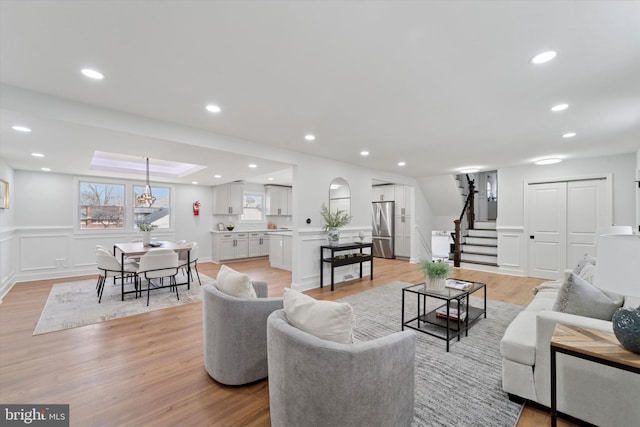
[179,242,201,286]
[96,251,138,303]
[137,249,179,306]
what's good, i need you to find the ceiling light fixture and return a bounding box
[12,125,31,132]
[534,158,562,165]
[41,167,51,172]
[562,132,577,138]
[459,168,480,174]
[81,68,104,80]
[550,103,569,112]
[137,157,156,207]
[192,181,198,185]
[31,152,45,157]
[268,177,274,181]
[214,174,222,179]
[360,151,369,156]
[398,161,406,167]
[305,134,316,141]
[531,51,557,64]
[248,163,257,168]
[206,104,221,113]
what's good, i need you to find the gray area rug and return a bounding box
[339,281,524,427]
[34,272,211,335]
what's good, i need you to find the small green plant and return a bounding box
[320,203,352,231]
[138,223,157,232]
[420,260,451,279]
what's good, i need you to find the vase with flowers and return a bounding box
[138,222,157,246]
[420,260,451,291]
[320,203,352,246]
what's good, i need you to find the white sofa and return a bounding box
[500,273,640,427]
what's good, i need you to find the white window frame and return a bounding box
[240,190,264,222]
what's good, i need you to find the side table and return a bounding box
[320,242,373,291]
[550,323,640,427]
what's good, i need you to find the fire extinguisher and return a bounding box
[193,201,200,216]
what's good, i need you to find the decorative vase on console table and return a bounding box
[320,203,352,247]
[593,234,640,354]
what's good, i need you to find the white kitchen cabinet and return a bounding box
[394,185,413,216]
[269,233,292,271]
[249,232,270,257]
[212,232,249,261]
[372,185,395,202]
[394,215,412,257]
[213,182,243,215]
[266,185,292,216]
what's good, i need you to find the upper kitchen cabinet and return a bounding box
[265,185,292,216]
[372,184,395,202]
[394,185,413,216]
[213,182,243,215]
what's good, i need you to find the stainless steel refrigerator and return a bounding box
[372,201,395,258]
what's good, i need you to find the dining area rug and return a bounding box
[33,272,212,335]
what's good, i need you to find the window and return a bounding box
[79,182,125,229]
[241,191,264,221]
[133,185,171,229]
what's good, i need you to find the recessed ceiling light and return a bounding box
[81,68,104,80]
[12,125,31,132]
[41,167,51,172]
[248,163,257,168]
[31,152,45,157]
[206,104,221,113]
[534,158,562,165]
[304,134,316,141]
[562,132,577,138]
[360,151,369,156]
[398,161,406,167]
[192,181,198,185]
[214,174,222,179]
[531,51,557,64]
[550,103,569,112]
[268,177,274,181]
[459,168,480,174]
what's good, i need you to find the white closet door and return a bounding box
[566,179,608,266]
[528,182,567,280]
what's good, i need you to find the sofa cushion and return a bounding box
[552,273,623,320]
[525,291,558,312]
[216,265,257,299]
[283,288,354,344]
[500,311,538,366]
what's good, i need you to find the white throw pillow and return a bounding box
[283,288,354,344]
[216,265,257,299]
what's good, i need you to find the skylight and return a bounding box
[90,151,207,178]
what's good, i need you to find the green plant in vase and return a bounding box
[138,222,157,246]
[420,260,451,291]
[320,203,352,246]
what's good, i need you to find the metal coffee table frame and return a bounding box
[401,280,486,351]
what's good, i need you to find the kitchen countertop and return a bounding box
[211,229,291,234]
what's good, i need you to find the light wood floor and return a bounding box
[0,257,577,426]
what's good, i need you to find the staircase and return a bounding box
[460,221,498,266]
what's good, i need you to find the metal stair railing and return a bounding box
[452,175,476,267]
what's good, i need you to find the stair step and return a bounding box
[461,244,497,255]
[467,229,497,238]
[462,260,499,267]
[473,221,497,230]
[461,252,498,264]
[465,236,497,245]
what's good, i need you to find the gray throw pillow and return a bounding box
[572,254,596,276]
[552,273,624,321]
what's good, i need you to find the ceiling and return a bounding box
[1,1,639,186]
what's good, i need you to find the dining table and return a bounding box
[113,241,192,301]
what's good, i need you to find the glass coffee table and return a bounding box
[401,279,486,351]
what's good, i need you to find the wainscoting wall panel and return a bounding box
[497,226,524,276]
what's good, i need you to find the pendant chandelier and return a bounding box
[137,157,156,207]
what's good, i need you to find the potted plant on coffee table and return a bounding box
[420,260,451,291]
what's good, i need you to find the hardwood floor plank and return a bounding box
[0,257,575,426]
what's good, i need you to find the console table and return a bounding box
[320,242,373,291]
[550,323,640,427]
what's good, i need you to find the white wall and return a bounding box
[0,158,16,301]
[496,153,636,276]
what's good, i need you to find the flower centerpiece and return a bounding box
[138,222,157,246]
[420,260,451,291]
[320,203,352,246]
